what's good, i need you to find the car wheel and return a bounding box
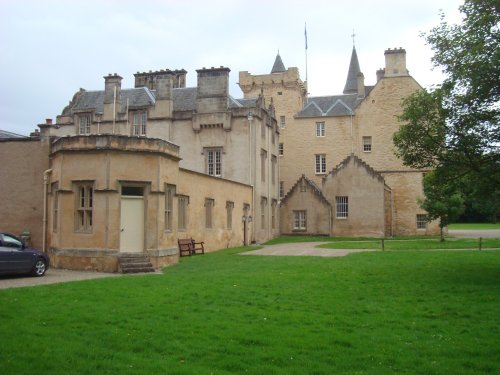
[32,258,47,277]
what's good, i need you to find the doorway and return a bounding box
[120,186,144,253]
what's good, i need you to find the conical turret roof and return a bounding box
[343,46,361,94]
[271,53,286,73]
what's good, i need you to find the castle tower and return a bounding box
[270,53,286,74]
[239,53,306,125]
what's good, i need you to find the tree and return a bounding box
[394,0,499,223]
[419,171,465,241]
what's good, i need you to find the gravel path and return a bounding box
[240,242,376,257]
[0,269,160,290]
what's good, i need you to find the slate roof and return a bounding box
[297,83,375,118]
[67,87,156,114]
[0,130,28,138]
[343,46,361,94]
[63,86,258,115]
[297,94,358,117]
[271,53,286,73]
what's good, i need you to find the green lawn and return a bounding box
[318,238,500,251]
[1,246,499,374]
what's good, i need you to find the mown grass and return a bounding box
[318,238,500,251]
[449,223,500,230]
[1,246,500,374]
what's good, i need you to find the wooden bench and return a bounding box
[178,238,205,257]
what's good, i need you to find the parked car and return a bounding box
[0,233,49,277]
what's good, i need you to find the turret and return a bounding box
[343,46,362,94]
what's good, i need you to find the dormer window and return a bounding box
[132,110,147,136]
[78,114,91,135]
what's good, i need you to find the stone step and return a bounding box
[121,266,156,274]
[118,254,155,274]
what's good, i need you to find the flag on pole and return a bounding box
[305,23,308,50]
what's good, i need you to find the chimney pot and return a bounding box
[45,118,53,125]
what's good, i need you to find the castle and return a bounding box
[0,46,438,272]
[240,47,437,237]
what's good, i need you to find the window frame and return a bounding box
[315,154,326,174]
[164,184,176,232]
[416,214,427,229]
[293,210,307,230]
[315,121,325,137]
[78,114,92,135]
[335,196,348,219]
[363,136,372,152]
[260,197,267,230]
[280,116,286,129]
[261,149,267,182]
[205,148,222,177]
[226,201,234,230]
[205,198,214,229]
[75,182,94,232]
[132,110,147,136]
[177,195,189,231]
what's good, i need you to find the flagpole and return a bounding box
[305,22,308,97]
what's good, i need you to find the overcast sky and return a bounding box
[0,0,464,136]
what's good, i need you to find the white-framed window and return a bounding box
[279,143,284,156]
[206,148,222,177]
[416,214,427,229]
[279,181,284,198]
[165,184,175,232]
[178,196,189,231]
[75,182,93,232]
[336,196,348,219]
[280,116,286,129]
[315,154,326,174]
[78,114,91,135]
[205,198,214,229]
[293,210,307,230]
[363,136,372,152]
[226,201,234,230]
[315,122,325,137]
[133,110,147,136]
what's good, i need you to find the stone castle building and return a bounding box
[0,46,438,272]
[240,47,438,237]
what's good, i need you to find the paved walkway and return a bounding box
[0,269,160,290]
[240,242,376,257]
[448,229,500,239]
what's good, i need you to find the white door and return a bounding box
[120,196,144,253]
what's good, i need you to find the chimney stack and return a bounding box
[196,66,230,113]
[357,72,365,98]
[384,48,408,78]
[376,68,385,82]
[103,73,122,120]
